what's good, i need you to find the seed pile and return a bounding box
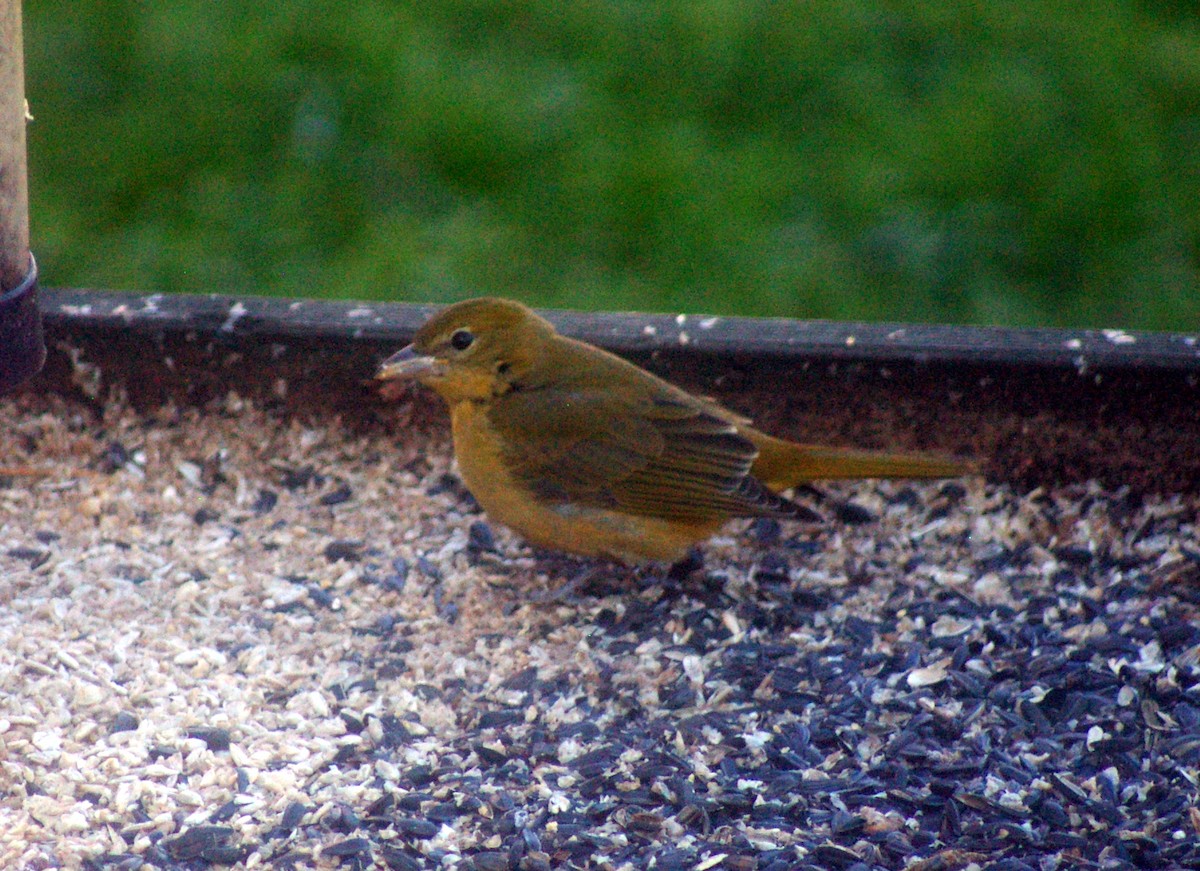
[2,390,1199,870]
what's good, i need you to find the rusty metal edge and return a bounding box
[39,287,1200,373]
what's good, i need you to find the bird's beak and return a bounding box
[375,345,442,381]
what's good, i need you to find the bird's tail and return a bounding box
[749,431,976,491]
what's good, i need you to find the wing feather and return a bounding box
[488,378,807,521]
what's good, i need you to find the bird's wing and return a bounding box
[488,385,802,521]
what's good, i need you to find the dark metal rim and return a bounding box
[0,252,37,303]
[38,286,1200,373]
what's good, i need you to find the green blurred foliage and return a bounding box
[24,0,1200,327]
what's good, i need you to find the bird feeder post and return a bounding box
[0,0,29,287]
[0,0,43,395]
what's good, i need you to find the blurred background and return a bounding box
[24,1,1200,328]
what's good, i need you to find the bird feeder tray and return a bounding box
[4,288,1199,870]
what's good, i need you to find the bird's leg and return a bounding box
[528,564,605,604]
[525,551,626,603]
[522,549,713,604]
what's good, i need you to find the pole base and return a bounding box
[0,253,44,395]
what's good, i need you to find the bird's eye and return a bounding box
[450,329,475,351]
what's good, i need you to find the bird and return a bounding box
[376,298,973,565]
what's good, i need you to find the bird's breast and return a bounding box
[449,400,520,517]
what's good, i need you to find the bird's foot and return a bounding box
[528,565,606,604]
[524,550,711,604]
[666,548,706,582]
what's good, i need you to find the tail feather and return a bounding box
[747,430,975,491]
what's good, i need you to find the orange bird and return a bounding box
[377,298,971,564]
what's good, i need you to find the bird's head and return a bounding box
[376,298,556,402]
